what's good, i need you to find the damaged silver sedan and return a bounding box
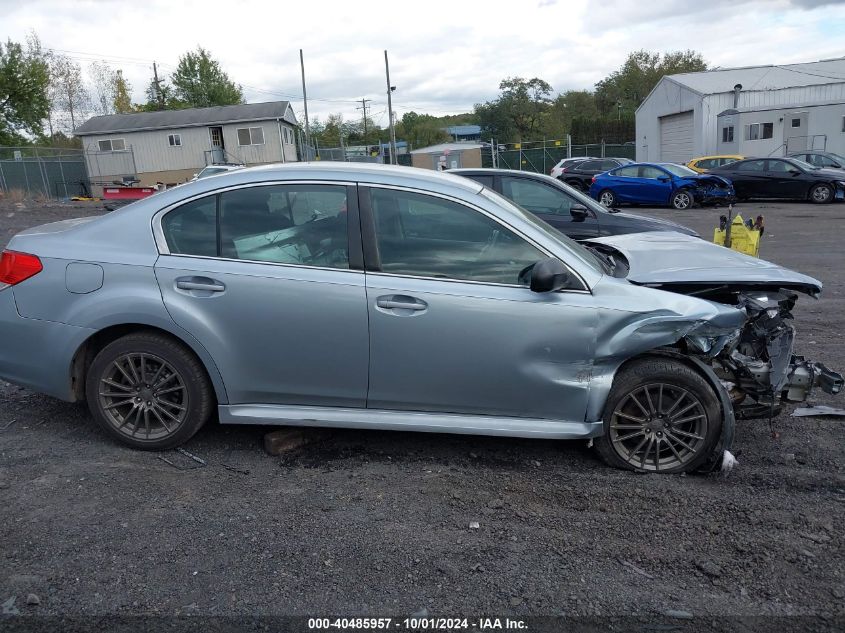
[0,163,840,474]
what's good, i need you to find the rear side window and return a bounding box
[577,160,601,171]
[600,160,619,171]
[161,184,349,269]
[697,159,716,169]
[739,160,766,172]
[162,195,217,257]
[466,175,494,188]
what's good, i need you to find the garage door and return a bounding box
[659,111,694,163]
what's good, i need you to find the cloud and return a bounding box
[1,0,843,125]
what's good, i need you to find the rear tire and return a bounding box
[85,332,213,450]
[598,189,617,207]
[671,189,694,210]
[809,183,833,204]
[594,358,723,474]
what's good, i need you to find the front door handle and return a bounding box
[376,295,427,311]
[176,277,226,292]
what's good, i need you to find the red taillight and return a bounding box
[0,250,43,286]
[591,176,597,183]
[561,167,568,173]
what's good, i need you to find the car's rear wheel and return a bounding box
[671,189,694,210]
[594,358,723,474]
[809,183,833,204]
[565,179,585,192]
[598,189,617,207]
[85,332,213,450]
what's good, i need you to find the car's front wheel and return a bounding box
[671,189,694,210]
[598,189,617,207]
[85,332,214,450]
[809,183,833,204]
[594,358,723,473]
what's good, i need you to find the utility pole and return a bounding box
[356,98,372,139]
[384,50,397,165]
[152,62,165,110]
[300,49,312,159]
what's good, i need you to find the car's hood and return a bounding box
[679,174,733,186]
[585,231,822,296]
[607,211,699,236]
[808,167,845,179]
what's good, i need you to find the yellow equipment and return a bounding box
[714,213,760,257]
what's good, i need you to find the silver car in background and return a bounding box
[0,163,840,473]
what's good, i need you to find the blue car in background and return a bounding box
[589,162,736,210]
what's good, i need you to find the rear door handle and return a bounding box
[176,278,226,292]
[376,295,427,311]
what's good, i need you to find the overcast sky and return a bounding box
[2,0,845,127]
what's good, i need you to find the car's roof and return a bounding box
[690,155,744,161]
[230,161,484,194]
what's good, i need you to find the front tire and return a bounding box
[809,183,833,204]
[594,358,723,474]
[85,332,214,450]
[671,189,694,210]
[598,189,617,207]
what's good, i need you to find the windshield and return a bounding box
[479,187,606,274]
[662,164,698,177]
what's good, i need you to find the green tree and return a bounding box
[394,111,449,149]
[474,77,552,142]
[49,53,90,132]
[113,70,133,113]
[170,47,244,108]
[595,50,707,116]
[0,34,50,144]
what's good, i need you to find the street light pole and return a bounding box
[384,50,397,165]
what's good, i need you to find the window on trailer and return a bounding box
[237,127,265,146]
[168,134,182,147]
[722,126,734,143]
[98,138,126,152]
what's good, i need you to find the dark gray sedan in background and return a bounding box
[452,168,698,241]
[0,163,839,473]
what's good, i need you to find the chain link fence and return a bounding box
[0,146,89,199]
[482,139,636,174]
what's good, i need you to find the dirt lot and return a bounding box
[0,196,843,630]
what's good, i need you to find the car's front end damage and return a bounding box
[681,174,736,206]
[585,231,843,470]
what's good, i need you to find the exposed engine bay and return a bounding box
[585,237,844,421]
[681,287,843,418]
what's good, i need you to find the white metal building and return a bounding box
[635,58,845,162]
[74,101,299,190]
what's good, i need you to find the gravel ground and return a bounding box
[0,196,843,630]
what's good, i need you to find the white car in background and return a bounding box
[190,164,245,181]
[550,157,595,180]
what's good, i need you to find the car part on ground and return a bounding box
[0,163,839,475]
[590,163,736,208]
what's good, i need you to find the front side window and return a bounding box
[768,160,793,173]
[639,166,666,179]
[370,188,545,285]
[161,184,349,269]
[237,127,265,146]
[501,176,573,215]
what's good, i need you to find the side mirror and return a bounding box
[790,169,801,176]
[530,257,570,293]
[570,205,589,221]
